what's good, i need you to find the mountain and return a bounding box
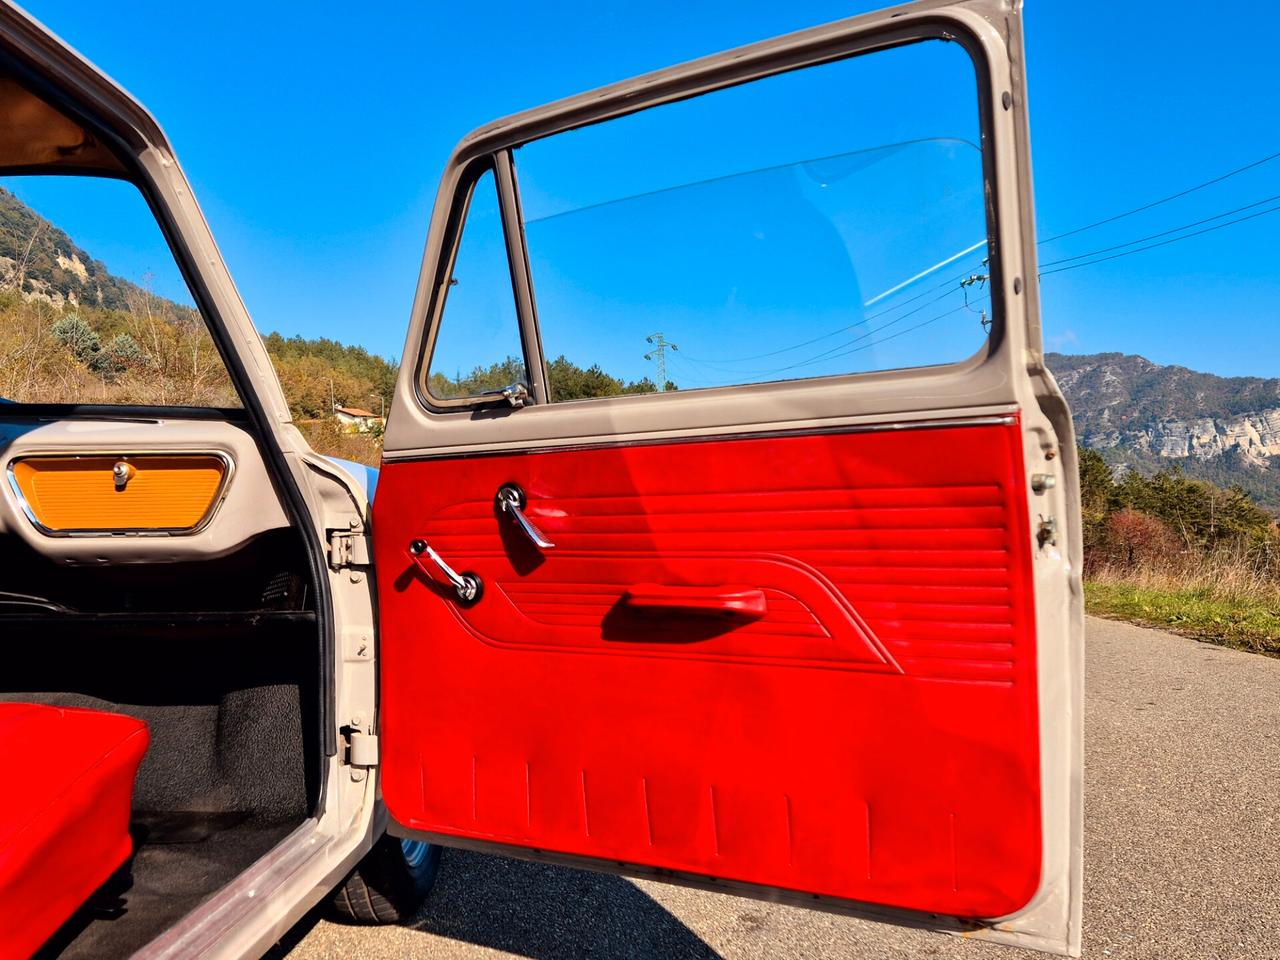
[1048,352,1280,511]
[0,187,152,313]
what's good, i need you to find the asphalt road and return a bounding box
[286,617,1280,960]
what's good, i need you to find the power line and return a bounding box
[688,182,1275,377]
[862,239,986,306]
[683,185,1276,376]
[686,285,966,377]
[1040,201,1280,277]
[681,263,983,368]
[675,159,1280,376]
[1039,149,1280,244]
[769,289,966,373]
[680,295,984,384]
[1040,193,1280,268]
[774,298,984,373]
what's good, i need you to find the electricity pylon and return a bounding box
[644,332,678,391]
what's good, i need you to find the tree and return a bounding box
[545,355,675,400]
[264,331,399,402]
[273,354,370,420]
[1114,468,1275,551]
[1077,446,1116,515]
[51,313,100,365]
[1077,446,1116,567]
[1103,508,1181,568]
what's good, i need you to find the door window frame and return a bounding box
[409,17,1008,417]
[419,154,550,409]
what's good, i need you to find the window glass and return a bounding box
[513,39,989,401]
[425,168,526,400]
[0,176,240,407]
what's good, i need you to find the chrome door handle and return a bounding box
[477,382,529,408]
[496,484,555,549]
[408,539,483,604]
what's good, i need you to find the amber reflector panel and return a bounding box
[10,455,227,532]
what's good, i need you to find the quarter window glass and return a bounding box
[514,39,988,401]
[425,168,526,401]
[0,176,240,407]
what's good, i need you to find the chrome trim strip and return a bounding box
[131,817,328,960]
[381,414,1018,464]
[4,450,235,537]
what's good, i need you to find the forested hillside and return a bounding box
[264,332,398,420]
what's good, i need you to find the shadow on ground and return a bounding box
[405,848,722,958]
[269,845,722,959]
[270,855,721,957]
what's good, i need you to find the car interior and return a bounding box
[0,70,327,958]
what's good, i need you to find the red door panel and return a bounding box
[375,420,1040,918]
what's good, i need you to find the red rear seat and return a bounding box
[0,704,148,959]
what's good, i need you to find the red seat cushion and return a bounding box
[0,704,148,958]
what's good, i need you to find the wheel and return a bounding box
[328,834,441,924]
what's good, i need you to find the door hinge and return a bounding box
[344,715,379,781]
[328,529,371,570]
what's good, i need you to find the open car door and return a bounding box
[373,0,1083,954]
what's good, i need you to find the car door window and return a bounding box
[424,166,526,402]
[419,39,988,407]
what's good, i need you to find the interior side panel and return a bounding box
[376,419,1041,918]
[0,417,290,563]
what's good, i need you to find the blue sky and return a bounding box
[14,0,1280,380]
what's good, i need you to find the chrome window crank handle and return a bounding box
[408,539,483,603]
[496,484,555,549]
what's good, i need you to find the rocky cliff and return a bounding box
[1047,352,1280,508]
[1084,409,1280,465]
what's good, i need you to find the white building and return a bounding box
[333,406,383,433]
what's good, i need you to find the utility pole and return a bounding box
[644,332,678,391]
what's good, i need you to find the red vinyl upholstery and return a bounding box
[0,704,148,959]
[376,421,1043,919]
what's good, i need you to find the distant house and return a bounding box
[333,406,383,433]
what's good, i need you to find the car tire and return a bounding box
[328,834,441,924]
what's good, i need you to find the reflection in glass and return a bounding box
[514,37,989,400]
[523,139,988,396]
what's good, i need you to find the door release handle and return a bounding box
[622,585,768,621]
[408,539,483,604]
[496,484,555,549]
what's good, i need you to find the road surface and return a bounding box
[285,617,1280,959]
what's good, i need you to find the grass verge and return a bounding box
[1085,580,1280,657]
